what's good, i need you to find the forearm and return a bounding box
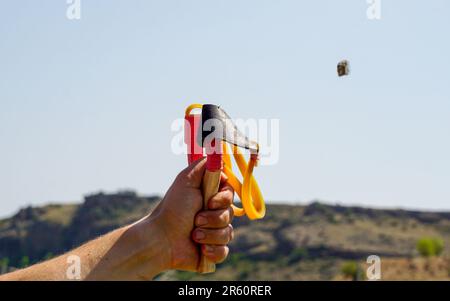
[0,216,170,281]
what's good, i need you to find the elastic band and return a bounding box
[185,104,266,220]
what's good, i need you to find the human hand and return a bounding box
[0,158,234,281]
[150,158,234,272]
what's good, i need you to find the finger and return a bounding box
[195,207,234,229]
[177,157,206,189]
[208,184,234,210]
[192,225,234,245]
[201,245,229,264]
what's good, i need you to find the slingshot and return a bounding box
[184,103,266,273]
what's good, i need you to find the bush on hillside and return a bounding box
[416,237,444,257]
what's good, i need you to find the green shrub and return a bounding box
[19,256,30,268]
[416,237,444,257]
[0,257,9,274]
[288,248,309,263]
[341,261,363,281]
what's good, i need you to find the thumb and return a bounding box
[178,157,206,189]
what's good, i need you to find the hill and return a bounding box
[1,191,449,280]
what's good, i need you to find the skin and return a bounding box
[0,158,234,280]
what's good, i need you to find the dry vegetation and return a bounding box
[1,194,450,280]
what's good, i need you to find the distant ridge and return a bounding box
[1,191,449,280]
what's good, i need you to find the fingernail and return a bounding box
[204,245,214,254]
[196,215,208,226]
[194,230,205,241]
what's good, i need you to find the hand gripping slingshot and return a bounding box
[184,104,266,273]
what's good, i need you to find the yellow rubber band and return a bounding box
[226,144,265,220]
[185,104,266,220]
[185,103,203,117]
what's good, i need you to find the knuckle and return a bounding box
[220,227,228,237]
[217,246,229,263]
[204,210,230,228]
[215,191,232,207]
[176,166,190,180]
[184,172,196,187]
[203,225,233,244]
[220,209,230,224]
[174,173,185,185]
[228,207,234,221]
[204,245,228,262]
[228,224,234,241]
[175,171,191,187]
[222,227,232,242]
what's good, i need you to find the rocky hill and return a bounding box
[1,191,449,280]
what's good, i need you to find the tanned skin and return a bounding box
[0,158,234,280]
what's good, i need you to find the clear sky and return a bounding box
[1,1,449,217]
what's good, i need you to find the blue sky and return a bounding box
[1,1,449,216]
